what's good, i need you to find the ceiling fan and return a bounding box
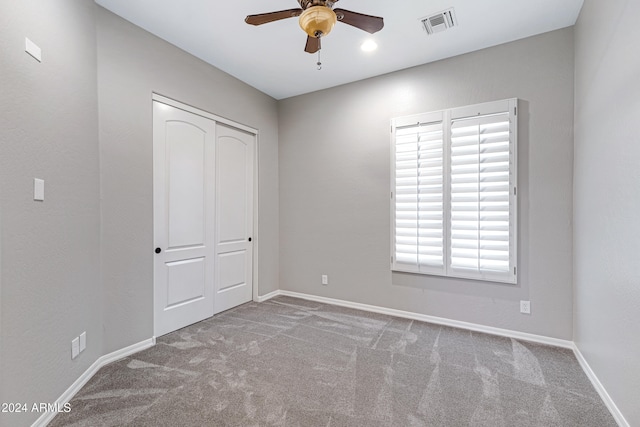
[245,0,384,54]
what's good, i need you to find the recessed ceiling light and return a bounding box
[361,40,378,52]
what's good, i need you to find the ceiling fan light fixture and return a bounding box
[299,6,337,38]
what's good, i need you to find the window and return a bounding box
[391,99,517,284]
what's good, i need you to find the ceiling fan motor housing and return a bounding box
[299,5,337,38]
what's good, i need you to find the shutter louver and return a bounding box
[394,121,444,271]
[450,113,511,276]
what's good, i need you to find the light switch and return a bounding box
[71,337,79,359]
[25,37,42,62]
[34,178,44,201]
[79,332,86,352]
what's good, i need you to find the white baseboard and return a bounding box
[573,344,629,427]
[31,294,627,427]
[32,337,155,427]
[255,289,280,303]
[266,290,629,425]
[269,290,573,349]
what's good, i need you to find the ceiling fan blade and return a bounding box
[245,9,303,26]
[304,36,321,54]
[334,9,384,34]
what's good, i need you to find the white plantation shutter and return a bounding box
[450,111,514,281]
[392,99,517,284]
[392,113,444,274]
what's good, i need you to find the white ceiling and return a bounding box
[95,0,584,100]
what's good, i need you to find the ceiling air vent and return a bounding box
[420,8,457,35]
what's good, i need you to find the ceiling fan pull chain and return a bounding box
[317,49,322,70]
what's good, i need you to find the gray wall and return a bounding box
[0,1,102,426]
[278,28,575,340]
[574,0,640,424]
[8,1,637,424]
[96,7,280,353]
[0,4,279,425]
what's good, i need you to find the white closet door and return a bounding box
[153,101,216,336]
[214,123,254,314]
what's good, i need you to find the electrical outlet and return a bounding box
[71,337,80,359]
[520,300,531,314]
[321,275,328,285]
[79,332,86,353]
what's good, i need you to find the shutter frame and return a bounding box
[391,99,517,284]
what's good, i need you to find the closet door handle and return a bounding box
[155,248,162,254]
[248,237,252,242]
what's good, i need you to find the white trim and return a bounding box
[573,344,629,427]
[271,290,572,349]
[251,132,260,302]
[32,338,155,427]
[151,93,258,135]
[255,289,280,303]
